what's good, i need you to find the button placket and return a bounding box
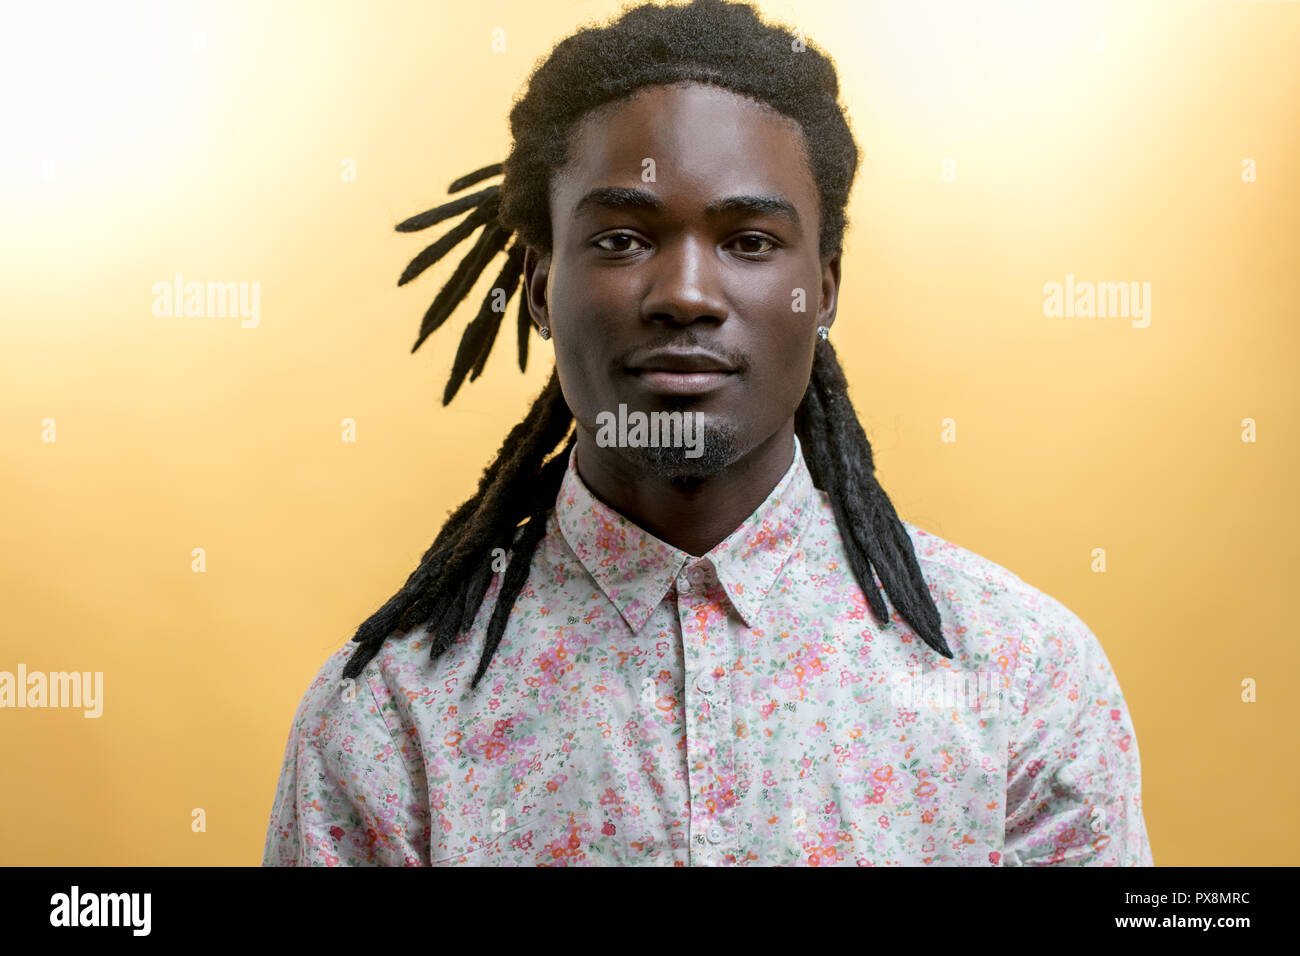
[676,554,738,858]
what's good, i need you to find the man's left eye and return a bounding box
[733,235,776,254]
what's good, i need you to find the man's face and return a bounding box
[524,81,840,479]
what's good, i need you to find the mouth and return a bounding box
[628,368,736,395]
[624,348,739,395]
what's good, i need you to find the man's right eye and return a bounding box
[594,233,645,253]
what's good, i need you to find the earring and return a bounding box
[816,325,829,341]
[539,325,551,340]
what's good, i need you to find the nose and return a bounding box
[640,234,728,327]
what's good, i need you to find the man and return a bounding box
[263,0,1152,866]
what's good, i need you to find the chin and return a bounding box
[632,420,740,481]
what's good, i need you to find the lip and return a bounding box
[626,349,737,374]
[629,368,736,395]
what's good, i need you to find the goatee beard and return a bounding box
[635,417,739,483]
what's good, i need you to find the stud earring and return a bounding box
[538,325,551,340]
[816,325,829,341]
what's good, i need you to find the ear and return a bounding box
[522,245,552,333]
[819,252,841,331]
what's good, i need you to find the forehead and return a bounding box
[551,82,817,221]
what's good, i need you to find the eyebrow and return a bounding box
[571,186,801,227]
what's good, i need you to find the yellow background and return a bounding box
[2,0,1296,866]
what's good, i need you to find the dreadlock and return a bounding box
[342,0,952,689]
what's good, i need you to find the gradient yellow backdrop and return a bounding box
[2,0,1296,866]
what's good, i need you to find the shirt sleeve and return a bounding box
[1002,597,1153,866]
[262,643,431,866]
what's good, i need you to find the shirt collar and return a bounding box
[555,434,816,634]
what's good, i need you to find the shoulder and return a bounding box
[281,641,373,742]
[903,520,1035,595]
[899,520,1104,671]
[282,633,428,749]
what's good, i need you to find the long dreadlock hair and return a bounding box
[342,0,953,689]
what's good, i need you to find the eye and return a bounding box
[593,232,646,254]
[592,232,780,256]
[731,234,778,256]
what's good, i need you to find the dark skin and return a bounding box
[523,81,841,556]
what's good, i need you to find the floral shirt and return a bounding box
[263,435,1153,866]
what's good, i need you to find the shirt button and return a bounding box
[687,564,707,585]
[706,824,726,844]
[696,672,716,694]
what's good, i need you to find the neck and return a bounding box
[572,419,796,556]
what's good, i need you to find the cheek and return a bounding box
[785,341,818,410]
[549,316,621,432]
[771,327,818,404]
[738,336,813,427]
[735,270,820,345]
[551,338,597,421]
[738,260,817,311]
[730,284,818,412]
